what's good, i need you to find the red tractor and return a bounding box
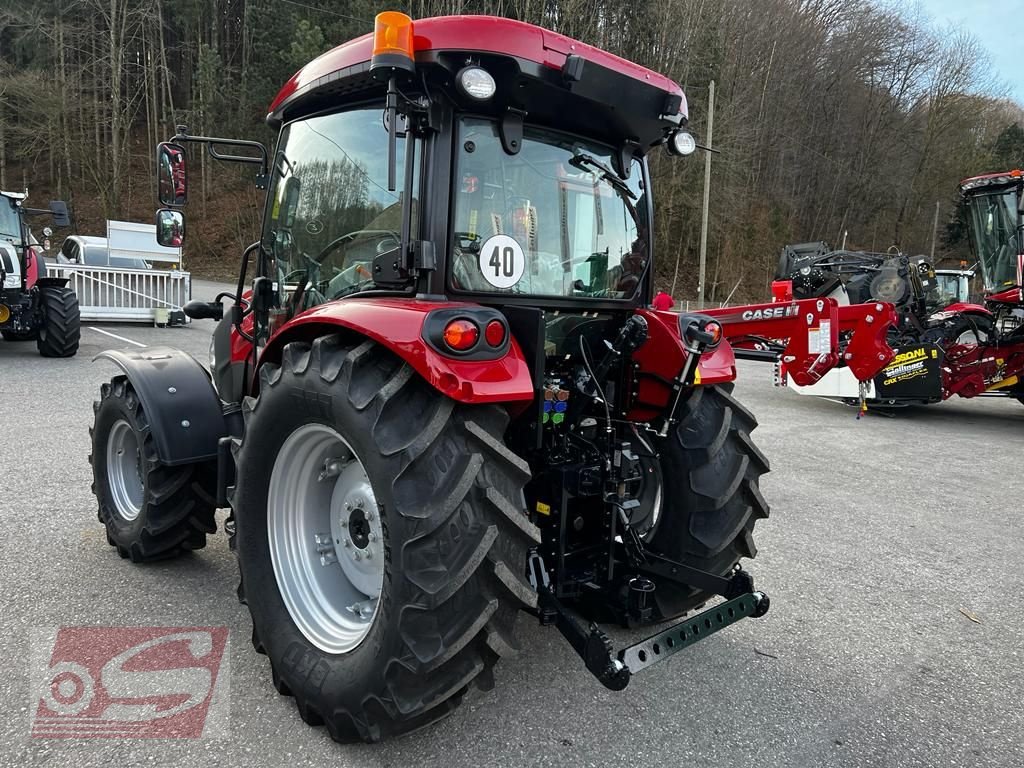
[776,169,1024,408]
[89,13,896,742]
[0,191,80,356]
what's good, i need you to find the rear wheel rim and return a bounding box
[106,419,144,521]
[267,423,384,654]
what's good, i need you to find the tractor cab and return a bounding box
[0,191,70,290]
[959,170,1024,305]
[160,14,698,331]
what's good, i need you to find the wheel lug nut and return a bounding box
[368,532,376,542]
[353,551,361,561]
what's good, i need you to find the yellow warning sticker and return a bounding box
[536,501,551,516]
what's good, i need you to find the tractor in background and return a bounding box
[0,191,80,356]
[88,12,897,742]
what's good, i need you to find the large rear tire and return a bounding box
[90,375,218,561]
[646,383,770,618]
[36,284,80,357]
[232,335,539,743]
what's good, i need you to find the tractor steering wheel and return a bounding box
[312,229,400,266]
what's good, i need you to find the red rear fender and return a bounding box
[939,302,992,317]
[255,298,534,405]
[987,288,1023,306]
[627,309,736,421]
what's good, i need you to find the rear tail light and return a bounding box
[705,321,722,346]
[423,308,509,359]
[484,319,506,347]
[443,319,479,351]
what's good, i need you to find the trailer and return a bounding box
[54,220,189,324]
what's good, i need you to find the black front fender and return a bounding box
[95,346,226,466]
[35,276,70,289]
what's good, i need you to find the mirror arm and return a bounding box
[172,128,270,190]
[234,240,262,322]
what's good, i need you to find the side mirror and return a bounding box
[156,208,185,248]
[157,141,187,206]
[48,201,70,227]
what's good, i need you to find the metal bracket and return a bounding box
[619,591,769,675]
[530,551,769,691]
[616,505,754,599]
[500,108,526,155]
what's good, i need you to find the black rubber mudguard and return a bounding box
[95,346,226,466]
[34,276,70,289]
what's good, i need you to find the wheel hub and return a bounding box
[348,508,371,549]
[106,419,144,521]
[329,462,383,599]
[267,423,385,655]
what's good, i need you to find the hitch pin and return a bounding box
[856,380,868,420]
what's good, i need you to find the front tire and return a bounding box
[646,383,770,618]
[940,314,994,347]
[36,285,80,357]
[91,376,218,561]
[232,335,539,743]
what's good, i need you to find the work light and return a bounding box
[668,130,696,156]
[456,66,497,101]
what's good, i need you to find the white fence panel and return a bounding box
[51,264,191,322]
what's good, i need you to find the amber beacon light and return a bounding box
[371,11,415,73]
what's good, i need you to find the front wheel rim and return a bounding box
[267,423,384,655]
[106,419,144,521]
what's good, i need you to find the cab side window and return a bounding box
[264,107,419,306]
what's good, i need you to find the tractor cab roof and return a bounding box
[959,169,1023,196]
[267,15,687,153]
[1,190,27,201]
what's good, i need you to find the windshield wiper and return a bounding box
[569,153,637,200]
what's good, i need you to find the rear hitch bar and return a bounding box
[528,554,769,691]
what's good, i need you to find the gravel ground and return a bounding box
[1,284,1021,767]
